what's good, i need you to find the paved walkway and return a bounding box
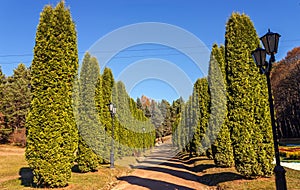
[273,159,300,171]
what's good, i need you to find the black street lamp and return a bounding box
[108,102,116,169]
[251,29,287,190]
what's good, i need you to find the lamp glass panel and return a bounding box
[261,35,270,54]
[252,48,266,67]
[268,34,276,53]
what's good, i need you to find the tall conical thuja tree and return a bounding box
[177,100,189,152]
[209,44,234,167]
[25,2,79,187]
[100,67,114,160]
[225,13,274,177]
[76,53,101,172]
[193,78,210,156]
[171,97,184,149]
[112,82,155,156]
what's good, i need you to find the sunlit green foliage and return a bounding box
[225,12,274,177]
[25,1,79,187]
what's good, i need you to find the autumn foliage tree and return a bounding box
[271,47,300,139]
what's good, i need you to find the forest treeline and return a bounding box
[271,47,300,139]
[0,1,299,188]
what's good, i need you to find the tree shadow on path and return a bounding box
[138,157,216,173]
[133,155,245,187]
[119,141,245,189]
[192,163,217,173]
[136,159,187,170]
[197,172,244,186]
[132,165,200,183]
[117,176,195,190]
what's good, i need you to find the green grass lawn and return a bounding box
[191,155,300,190]
[0,155,27,180]
[0,166,131,190]
[217,167,300,190]
[0,145,132,190]
[1,144,300,189]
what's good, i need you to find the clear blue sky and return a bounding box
[1,0,300,102]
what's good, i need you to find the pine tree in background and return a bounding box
[1,63,31,146]
[25,1,79,187]
[159,100,172,137]
[0,66,4,87]
[76,53,101,172]
[150,100,164,138]
[136,97,143,110]
[209,44,234,167]
[0,66,5,105]
[0,67,9,143]
[144,106,151,118]
[225,13,274,177]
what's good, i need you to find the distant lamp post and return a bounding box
[142,127,145,152]
[189,118,192,158]
[252,29,287,190]
[108,102,116,169]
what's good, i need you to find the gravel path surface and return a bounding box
[113,140,213,190]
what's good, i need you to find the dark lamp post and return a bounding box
[251,29,287,190]
[109,103,116,115]
[142,127,145,152]
[108,102,116,168]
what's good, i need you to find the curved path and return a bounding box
[113,140,212,190]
